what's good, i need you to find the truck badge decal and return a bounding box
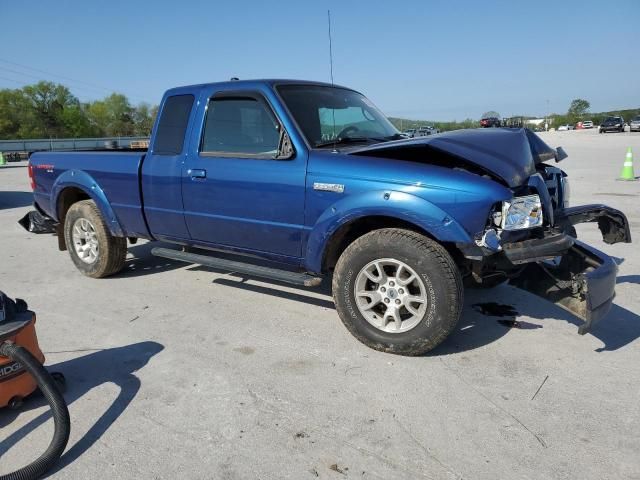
[313,182,344,193]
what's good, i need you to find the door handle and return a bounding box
[188,169,206,179]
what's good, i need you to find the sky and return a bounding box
[0,0,638,121]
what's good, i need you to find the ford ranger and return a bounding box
[25,79,631,355]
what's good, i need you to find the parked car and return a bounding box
[557,125,570,131]
[629,116,640,132]
[600,116,625,133]
[582,120,594,129]
[480,117,501,128]
[402,129,416,138]
[26,79,631,355]
[415,126,439,136]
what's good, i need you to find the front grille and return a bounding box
[543,166,565,211]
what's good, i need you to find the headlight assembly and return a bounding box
[496,194,543,230]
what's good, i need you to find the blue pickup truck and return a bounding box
[26,79,630,355]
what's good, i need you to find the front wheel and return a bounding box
[63,200,126,278]
[332,229,463,356]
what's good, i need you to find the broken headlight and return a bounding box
[493,194,543,230]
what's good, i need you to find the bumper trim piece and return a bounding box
[510,240,617,335]
[502,233,574,264]
[555,204,631,244]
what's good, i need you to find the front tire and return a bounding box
[332,229,463,356]
[63,200,126,278]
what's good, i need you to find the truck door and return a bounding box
[182,91,306,259]
[141,94,195,241]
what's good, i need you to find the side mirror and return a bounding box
[555,146,568,162]
[275,130,295,160]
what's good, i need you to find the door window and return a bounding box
[201,97,281,157]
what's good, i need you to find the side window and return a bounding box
[201,97,281,157]
[154,94,194,155]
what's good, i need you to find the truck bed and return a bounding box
[30,151,148,238]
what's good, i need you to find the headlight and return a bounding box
[495,195,543,230]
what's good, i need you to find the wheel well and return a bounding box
[321,215,462,273]
[57,187,90,225]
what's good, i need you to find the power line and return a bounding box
[0,74,25,85]
[0,57,152,103]
[0,66,118,98]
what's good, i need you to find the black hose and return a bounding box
[0,342,70,480]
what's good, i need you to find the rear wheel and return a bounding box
[332,229,463,356]
[63,200,126,278]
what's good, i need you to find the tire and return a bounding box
[63,200,126,278]
[332,228,463,356]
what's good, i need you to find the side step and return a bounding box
[151,247,323,287]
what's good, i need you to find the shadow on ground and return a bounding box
[115,242,184,278]
[0,191,33,210]
[0,341,163,477]
[115,247,640,354]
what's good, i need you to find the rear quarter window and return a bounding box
[153,94,194,155]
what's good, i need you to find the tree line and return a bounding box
[2,82,638,140]
[549,99,639,127]
[0,81,157,139]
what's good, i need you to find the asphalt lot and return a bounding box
[1,128,639,480]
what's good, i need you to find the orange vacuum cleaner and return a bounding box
[0,291,70,480]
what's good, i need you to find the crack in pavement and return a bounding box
[439,358,547,448]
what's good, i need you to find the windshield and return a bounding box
[278,85,399,147]
[605,117,621,123]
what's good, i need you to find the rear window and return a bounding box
[153,94,194,155]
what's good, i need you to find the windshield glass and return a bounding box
[277,85,399,147]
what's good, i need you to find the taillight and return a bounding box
[28,163,35,190]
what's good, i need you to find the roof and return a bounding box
[165,78,355,96]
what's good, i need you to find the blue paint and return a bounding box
[30,80,542,273]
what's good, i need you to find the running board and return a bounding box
[151,247,323,287]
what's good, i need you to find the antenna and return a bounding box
[327,10,334,85]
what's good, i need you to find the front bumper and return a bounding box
[459,204,631,334]
[510,240,617,334]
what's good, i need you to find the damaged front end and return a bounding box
[461,183,631,335]
[510,239,619,334]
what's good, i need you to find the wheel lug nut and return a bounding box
[384,298,390,304]
[389,281,395,287]
[380,287,386,293]
[395,299,401,305]
[398,288,404,294]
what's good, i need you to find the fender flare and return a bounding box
[51,169,125,237]
[304,189,472,273]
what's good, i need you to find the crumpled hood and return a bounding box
[350,128,559,188]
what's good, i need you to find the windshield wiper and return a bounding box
[383,133,406,141]
[314,137,381,148]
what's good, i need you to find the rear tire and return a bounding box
[63,200,126,278]
[332,229,463,356]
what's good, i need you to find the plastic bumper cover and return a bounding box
[510,240,618,334]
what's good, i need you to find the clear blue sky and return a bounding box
[1,0,638,120]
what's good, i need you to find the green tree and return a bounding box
[567,98,590,122]
[20,81,79,138]
[132,103,156,136]
[0,89,26,138]
[481,111,500,119]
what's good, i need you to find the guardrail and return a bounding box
[0,136,151,160]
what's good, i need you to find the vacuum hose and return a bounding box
[0,342,70,480]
